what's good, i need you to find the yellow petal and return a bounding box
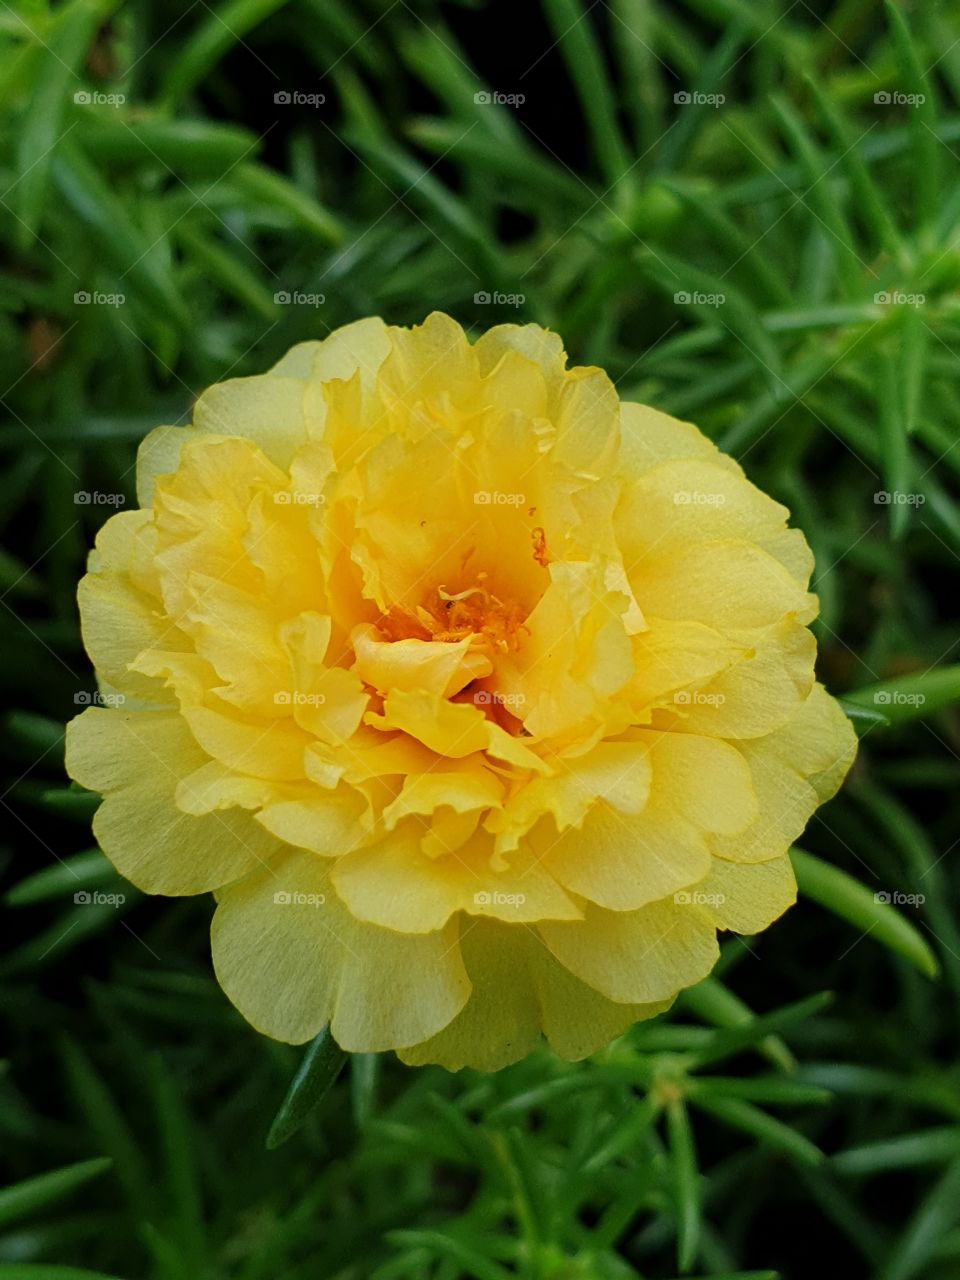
[691,854,797,933]
[65,709,278,894]
[331,829,580,933]
[352,624,491,698]
[635,539,817,631]
[367,688,548,772]
[269,317,391,387]
[254,789,370,856]
[540,801,711,912]
[399,917,670,1071]
[487,739,652,855]
[192,373,317,468]
[711,682,857,863]
[538,897,719,1004]
[660,619,816,740]
[77,511,182,707]
[211,849,469,1048]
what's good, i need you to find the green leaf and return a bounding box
[884,0,938,230]
[880,1155,960,1280]
[78,117,260,170]
[685,1076,832,1107]
[161,0,293,108]
[386,1230,516,1280]
[667,1098,700,1272]
[59,1037,152,1219]
[679,977,797,1071]
[51,142,190,330]
[350,1053,379,1128]
[146,1054,205,1273]
[686,991,832,1071]
[266,1027,347,1149]
[14,0,109,246]
[877,351,913,540]
[539,0,631,190]
[690,1094,824,1166]
[5,849,113,906]
[790,848,938,979]
[0,1157,111,1229]
[843,666,960,723]
[838,698,890,735]
[834,1128,960,1175]
[228,162,345,245]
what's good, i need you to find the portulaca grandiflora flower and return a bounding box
[66,313,856,1069]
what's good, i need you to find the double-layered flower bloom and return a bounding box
[66,313,856,1069]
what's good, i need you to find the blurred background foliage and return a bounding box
[1,0,960,1276]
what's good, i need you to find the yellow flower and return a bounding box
[66,313,856,1070]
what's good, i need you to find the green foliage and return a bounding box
[2,0,959,1276]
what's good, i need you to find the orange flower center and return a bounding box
[378,573,529,653]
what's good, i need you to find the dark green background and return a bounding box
[2,1,960,1277]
